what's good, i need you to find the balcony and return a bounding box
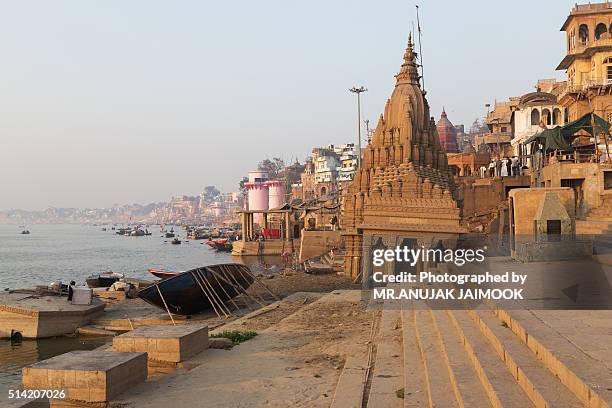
[482,133,512,144]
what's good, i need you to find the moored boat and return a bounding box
[86,271,124,288]
[138,264,254,315]
[147,268,181,279]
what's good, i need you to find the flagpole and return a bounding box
[416,5,425,91]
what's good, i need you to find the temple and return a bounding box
[342,34,465,282]
[436,108,459,153]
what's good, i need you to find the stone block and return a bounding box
[22,350,147,403]
[113,324,208,363]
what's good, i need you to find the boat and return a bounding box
[21,230,30,235]
[212,241,233,252]
[205,238,228,248]
[138,264,254,315]
[147,268,181,279]
[165,232,175,238]
[86,272,124,288]
[171,238,182,245]
[116,227,131,235]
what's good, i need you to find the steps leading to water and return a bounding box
[447,309,535,407]
[430,309,491,408]
[494,309,612,408]
[467,309,583,408]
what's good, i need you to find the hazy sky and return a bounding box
[1,0,574,210]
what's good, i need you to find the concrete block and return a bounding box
[22,350,147,403]
[113,324,208,363]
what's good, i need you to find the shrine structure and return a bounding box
[342,34,466,283]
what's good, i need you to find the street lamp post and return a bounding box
[350,86,367,168]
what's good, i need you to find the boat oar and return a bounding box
[235,265,280,302]
[155,284,176,326]
[217,265,265,307]
[196,269,232,318]
[205,267,244,314]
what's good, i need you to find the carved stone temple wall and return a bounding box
[341,34,466,282]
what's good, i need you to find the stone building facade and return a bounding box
[342,34,465,282]
[291,144,358,201]
[557,2,612,124]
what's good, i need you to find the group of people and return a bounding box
[480,156,521,178]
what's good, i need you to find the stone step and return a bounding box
[468,309,583,408]
[576,220,612,233]
[447,310,535,408]
[593,253,612,266]
[413,309,459,408]
[493,309,612,408]
[400,308,429,408]
[330,356,368,408]
[429,310,492,408]
[367,308,404,408]
[586,215,612,222]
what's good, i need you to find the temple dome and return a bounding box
[436,108,459,153]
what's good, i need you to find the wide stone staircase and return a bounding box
[332,300,612,408]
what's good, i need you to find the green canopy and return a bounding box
[525,113,610,151]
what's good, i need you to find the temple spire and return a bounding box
[395,32,421,85]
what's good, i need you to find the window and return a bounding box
[579,24,589,45]
[605,172,612,189]
[531,109,541,126]
[596,23,608,40]
[542,109,552,126]
[501,126,507,133]
[607,65,612,80]
[553,108,562,125]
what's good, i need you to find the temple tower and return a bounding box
[341,34,465,282]
[437,108,459,153]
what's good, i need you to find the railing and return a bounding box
[544,151,600,165]
[574,2,612,12]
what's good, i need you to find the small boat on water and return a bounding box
[86,271,124,288]
[212,241,233,252]
[171,238,182,245]
[21,230,30,235]
[147,268,181,279]
[205,238,228,248]
[138,264,254,315]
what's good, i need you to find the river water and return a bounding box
[0,224,234,289]
[0,223,236,401]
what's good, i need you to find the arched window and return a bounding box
[596,23,608,40]
[579,24,589,45]
[553,108,562,125]
[320,186,327,196]
[542,109,552,126]
[531,109,541,126]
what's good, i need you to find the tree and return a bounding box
[238,177,249,194]
[258,157,285,180]
[202,185,221,202]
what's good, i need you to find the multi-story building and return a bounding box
[291,143,359,201]
[557,2,612,123]
[314,153,338,183]
[479,80,567,158]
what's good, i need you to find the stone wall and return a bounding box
[299,230,341,262]
[542,161,612,217]
[458,176,531,220]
